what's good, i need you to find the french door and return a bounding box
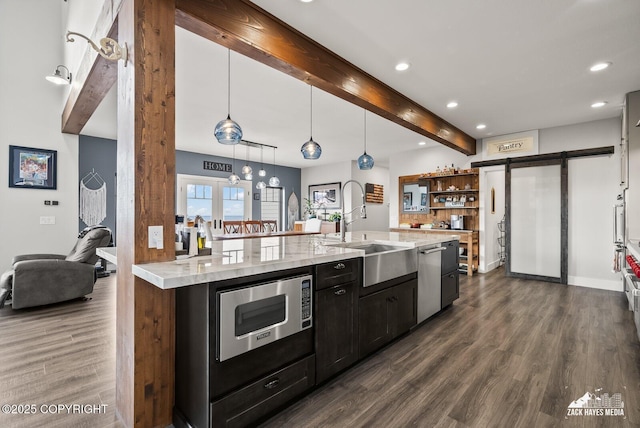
[177,174,252,235]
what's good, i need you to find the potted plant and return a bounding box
[303,198,317,219]
[328,212,341,222]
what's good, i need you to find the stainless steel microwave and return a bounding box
[216,274,313,362]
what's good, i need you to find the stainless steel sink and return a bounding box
[328,242,417,287]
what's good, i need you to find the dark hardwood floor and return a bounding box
[0,268,639,427]
[0,275,122,428]
[261,269,640,428]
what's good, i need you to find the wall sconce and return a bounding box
[45,65,71,85]
[66,31,128,66]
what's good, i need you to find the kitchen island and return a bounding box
[105,231,459,428]
[128,231,458,289]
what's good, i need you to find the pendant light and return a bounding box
[241,144,253,180]
[214,49,243,145]
[256,145,267,190]
[300,85,322,159]
[269,147,280,187]
[228,145,240,185]
[357,109,374,170]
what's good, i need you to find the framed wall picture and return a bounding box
[308,182,341,209]
[8,145,57,190]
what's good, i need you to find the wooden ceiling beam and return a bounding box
[61,0,123,135]
[175,0,476,155]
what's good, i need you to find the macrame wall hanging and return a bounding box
[79,169,107,226]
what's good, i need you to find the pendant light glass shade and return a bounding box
[256,146,267,188]
[258,145,267,177]
[357,152,374,170]
[215,49,242,145]
[269,147,280,187]
[242,144,253,179]
[228,146,240,185]
[228,172,240,185]
[357,110,374,170]
[301,138,322,160]
[215,116,243,145]
[300,86,322,160]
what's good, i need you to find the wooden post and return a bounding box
[116,0,176,426]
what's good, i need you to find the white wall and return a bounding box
[0,0,80,272]
[539,118,621,291]
[301,161,390,231]
[350,161,389,231]
[301,161,351,219]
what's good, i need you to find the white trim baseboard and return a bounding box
[568,275,623,292]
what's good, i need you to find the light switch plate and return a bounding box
[148,225,163,249]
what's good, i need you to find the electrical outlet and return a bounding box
[40,216,56,225]
[148,225,163,249]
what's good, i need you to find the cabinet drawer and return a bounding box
[441,271,459,307]
[315,258,361,290]
[210,355,315,428]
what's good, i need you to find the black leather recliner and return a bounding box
[0,226,112,309]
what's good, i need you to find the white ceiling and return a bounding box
[84,0,640,168]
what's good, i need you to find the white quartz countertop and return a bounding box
[124,231,458,289]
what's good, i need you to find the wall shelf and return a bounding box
[430,189,479,194]
[398,168,480,276]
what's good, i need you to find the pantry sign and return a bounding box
[483,130,539,160]
[487,137,534,155]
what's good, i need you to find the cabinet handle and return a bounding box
[264,378,280,389]
[334,263,346,270]
[334,288,347,296]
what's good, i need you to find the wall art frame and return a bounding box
[308,182,341,209]
[9,145,57,190]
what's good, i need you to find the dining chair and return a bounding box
[223,221,244,234]
[304,218,323,233]
[262,220,278,233]
[244,220,263,234]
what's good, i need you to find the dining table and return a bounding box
[212,230,321,241]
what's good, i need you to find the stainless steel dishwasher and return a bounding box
[417,244,446,323]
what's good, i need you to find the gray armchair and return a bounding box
[0,226,112,309]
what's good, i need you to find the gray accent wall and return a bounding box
[78,137,302,236]
[78,135,118,241]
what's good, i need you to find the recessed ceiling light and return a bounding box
[590,62,611,72]
[395,62,410,71]
[447,101,458,109]
[591,101,607,108]
[418,141,427,146]
[476,124,486,130]
[300,0,314,2]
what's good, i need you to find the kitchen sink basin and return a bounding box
[327,241,417,287]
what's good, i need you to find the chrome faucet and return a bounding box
[340,179,367,242]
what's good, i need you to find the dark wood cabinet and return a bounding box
[315,258,360,384]
[315,283,358,383]
[358,278,417,359]
[441,271,459,308]
[210,355,315,428]
[441,240,459,307]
